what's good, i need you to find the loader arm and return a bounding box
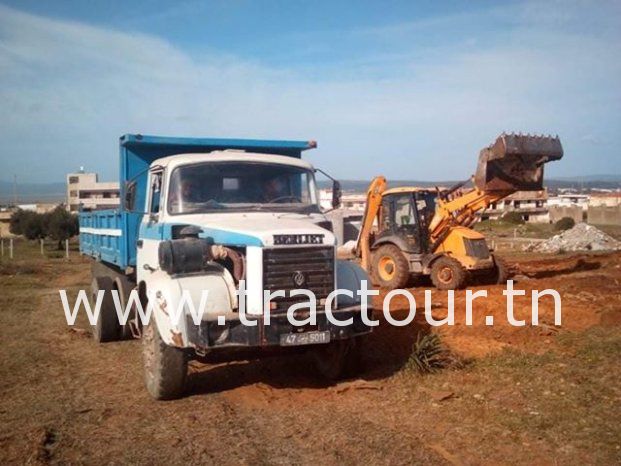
[428,185,513,245]
[429,133,564,250]
[355,176,387,269]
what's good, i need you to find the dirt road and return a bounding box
[1,247,620,464]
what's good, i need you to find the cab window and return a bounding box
[394,195,416,226]
[149,171,163,215]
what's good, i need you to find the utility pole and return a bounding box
[13,174,17,206]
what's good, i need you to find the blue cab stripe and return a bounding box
[139,223,263,247]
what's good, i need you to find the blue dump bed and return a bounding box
[79,134,316,270]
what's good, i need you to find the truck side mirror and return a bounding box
[332,180,342,209]
[124,180,136,211]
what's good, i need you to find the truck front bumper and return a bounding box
[185,305,372,350]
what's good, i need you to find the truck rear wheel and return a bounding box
[142,320,187,400]
[371,244,410,289]
[90,276,121,343]
[430,256,467,290]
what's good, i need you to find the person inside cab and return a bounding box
[181,179,202,203]
[262,176,288,202]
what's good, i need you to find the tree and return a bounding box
[22,212,45,240]
[501,211,525,225]
[554,217,576,231]
[43,206,79,249]
[9,209,45,240]
[9,209,27,236]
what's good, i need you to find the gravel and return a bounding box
[534,223,621,253]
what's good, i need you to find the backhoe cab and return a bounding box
[356,133,564,290]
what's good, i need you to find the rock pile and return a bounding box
[534,223,621,253]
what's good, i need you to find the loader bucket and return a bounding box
[474,133,563,191]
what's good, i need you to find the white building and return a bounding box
[66,171,120,212]
[319,189,366,212]
[588,192,621,207]
[481,189,549,223]
[547,193,590,211]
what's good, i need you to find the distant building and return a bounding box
[0,209,13,237]
[588,192,621,207]
[587,192,621,225]
[319,189,366,212]
[66,171,119,212]
[16,203,58,214]
[481,189,549,223]
[548,193,590,212]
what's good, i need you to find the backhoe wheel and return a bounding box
[489,255,509,284]
[142,320,187,400]
[90,276,121,343]
[430,256,467,290]
[371,244,410,290]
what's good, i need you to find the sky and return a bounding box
[0,0,620,184]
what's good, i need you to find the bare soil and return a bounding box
[1,241,620,464]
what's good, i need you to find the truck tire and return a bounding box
[371,244,410,290]
[142,320,187,400]
[343,336,364,377]
[489,255,509,284]
[430,256,467,290]
[114,276,136,340]
[90,276,121,343]
[312,338,361,381]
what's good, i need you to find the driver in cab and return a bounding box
[262,176,288,202]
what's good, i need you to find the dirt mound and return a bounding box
[533,223,621,253]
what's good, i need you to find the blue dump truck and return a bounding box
[80,134,372,399]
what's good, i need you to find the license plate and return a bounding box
[280,331,331,346]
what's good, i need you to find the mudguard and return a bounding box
[145,266,237,348]
[336,260,373,308]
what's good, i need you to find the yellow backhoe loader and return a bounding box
[355,133,564,290]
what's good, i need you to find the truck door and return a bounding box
[137,169,164,280]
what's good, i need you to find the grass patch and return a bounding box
[405,333,463,374]
[0,261,37,275]
[594,224,621,241]
[46,251,67,259]
[459,327,621,463]
[475,219,556,239]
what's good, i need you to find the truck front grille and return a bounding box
[464,238,490,259]
[263,246,335,314]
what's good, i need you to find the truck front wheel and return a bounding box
[312,338,361,381]
[142,320,187,400]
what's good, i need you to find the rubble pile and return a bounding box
[534,223,621,253]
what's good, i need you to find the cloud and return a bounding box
[0,1,619,184]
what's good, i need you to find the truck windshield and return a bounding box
[167,161,320,214]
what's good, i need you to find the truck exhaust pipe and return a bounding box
[474,133,564,192]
